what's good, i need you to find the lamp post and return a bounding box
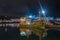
[26,18,31,39]
[39,8,46,40]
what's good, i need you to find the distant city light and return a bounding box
[20,18,25,21]
[28,15,35,19]
[29,15,32,18]
[46,17,54,20]
[56,18,60,21]
[27,22,30,25]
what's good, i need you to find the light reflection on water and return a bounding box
[0,23,20,27]
[0,26,39,40]
[0,26,60,40]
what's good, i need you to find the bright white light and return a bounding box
[27,22,30,25]
[20,31,26,36]
[28,15,36,19]
[20,18,25,21]
[29,15,32,18]
[42,10,45,14]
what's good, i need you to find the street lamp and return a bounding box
[42,10,48,40]
[42,10,45,14]
[39,10,45,20]
[41,10,46,20]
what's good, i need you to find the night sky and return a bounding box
[0,0,60,18]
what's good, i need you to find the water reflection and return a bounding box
[0,26,40,40]
[0,26,60,40]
